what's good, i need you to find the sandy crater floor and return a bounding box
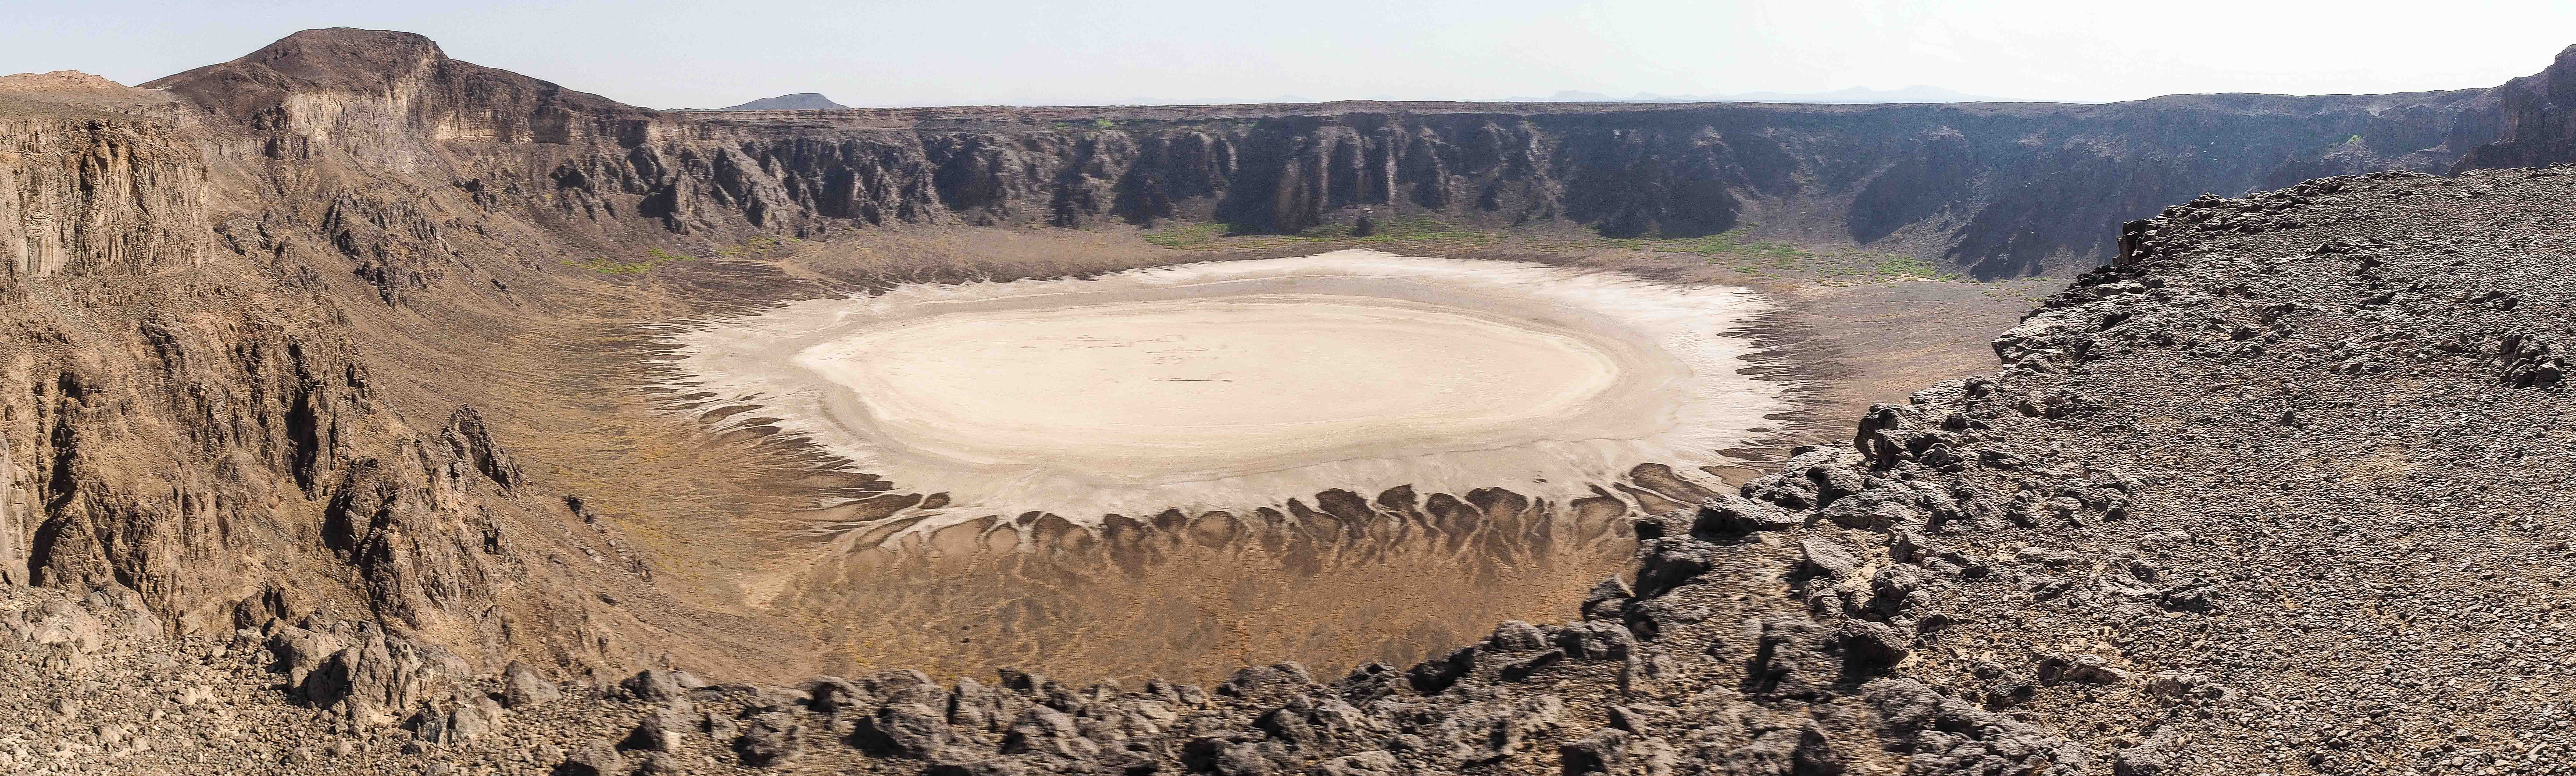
[589,235,2035,685]
[668,250,1790,530]
[812,294,1630,476]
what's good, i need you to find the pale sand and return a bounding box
[805,295,1632,476]
[664,250,1790,532]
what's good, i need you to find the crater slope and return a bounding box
[9,168,2576,776]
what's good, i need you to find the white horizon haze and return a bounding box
[2,0,2569,109]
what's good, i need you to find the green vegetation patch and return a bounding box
[1594,227,1983,285]
[1812,249,1964,284]
[567,247,695,275]
[1603,231,1805,260]
[566,237,800,275]
[1141,223,1228,248]
[1140,215,1502,252]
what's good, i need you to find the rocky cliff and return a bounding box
[131,29,2574,279]
[0,94,209,284]
[0,207,613,665]
[0,435,24,585]
[0,37,687,676]
[2454,45,2576,172]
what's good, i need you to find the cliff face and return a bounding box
[0,437,23,585]
[136,30,2546,280]
[2454,45,2576,171]
[0,225,595,665]
[453,94,2511,279]
[464,96,2520,278]
[145,29,649,167]
[0,112,210,284]
[0,37,669,671]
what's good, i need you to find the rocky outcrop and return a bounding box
[7,308,526,641]
[0,99,632,679]
[144,29,650,168]
[0,435,24,585]
[0,111,210,284]
[2456,44,2576,171]
[318,187,460,305]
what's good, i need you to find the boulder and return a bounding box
[1485,621,1550,652]
[1559,728,1628,775]
[624,705,693,752]
[503,661,561,708]
[1405,646,1478,694]
[557,741,625,776]
[621,669,687,703]
[1689,494,1800,537]
[733,713,803,767]
[851,702,950,758]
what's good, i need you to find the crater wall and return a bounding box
[14,26,2576,692]
[144,30,2576,280]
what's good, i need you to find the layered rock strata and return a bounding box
[133,30,2576,280]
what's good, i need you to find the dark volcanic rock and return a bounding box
[503,660,562,708]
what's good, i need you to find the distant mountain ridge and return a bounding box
[125,29,2569,283]
[706,92,847,111]
[1523,85,2068,104]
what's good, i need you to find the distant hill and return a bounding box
[707,92,848,111]
[1523,85,2068,104]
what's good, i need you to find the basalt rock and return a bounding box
[0,437,24,585]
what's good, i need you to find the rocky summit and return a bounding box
[10,25,2576,776]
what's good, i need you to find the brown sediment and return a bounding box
[669,266,2011,686]
[786,485,1648,685]
[538,237,2042,686]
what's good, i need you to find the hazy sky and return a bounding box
[6,1,2574,108]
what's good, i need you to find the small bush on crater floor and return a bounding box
[1141,216,1499,251]
[1142,223,1228,248]
[566,247,698,275]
